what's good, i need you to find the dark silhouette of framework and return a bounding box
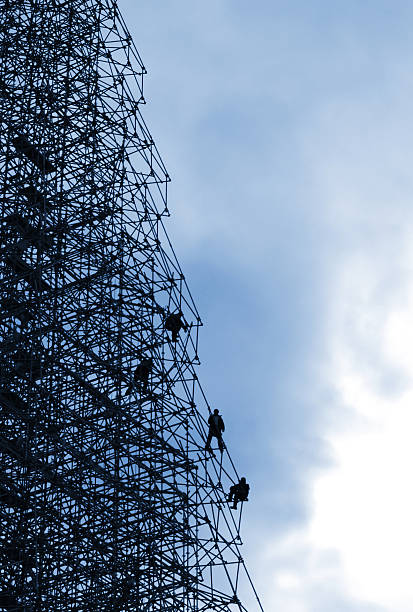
[0,1,265,610]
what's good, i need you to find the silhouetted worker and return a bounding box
[126,357,153,395]
[205,408,225,453]
[228,477,250,510]
[165,310,187,342]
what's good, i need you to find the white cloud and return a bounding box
[256,527,362,611]
[256,237,413,612]
[308,250,413,611]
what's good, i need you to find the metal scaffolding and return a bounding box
[0,1,264,610]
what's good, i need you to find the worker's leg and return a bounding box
[205,430,213,450]
[217,435,224,453]
[228,484,237,502]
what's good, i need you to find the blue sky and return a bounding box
[119,2,413,610]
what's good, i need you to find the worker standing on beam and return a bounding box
[205,408,225,453]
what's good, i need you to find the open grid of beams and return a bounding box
[0,1,264,610]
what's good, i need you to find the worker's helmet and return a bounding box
[213,409,219,415]
[240,477,246,483]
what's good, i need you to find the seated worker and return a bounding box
[126,357,153,395]
[164,310,187,342]
[205,408,225,453]
[228,477,250,509]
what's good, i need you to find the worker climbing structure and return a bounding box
[0,1,264,610]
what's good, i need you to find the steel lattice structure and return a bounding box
[0,1,264,610]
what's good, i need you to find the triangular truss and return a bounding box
[0,1,264,610]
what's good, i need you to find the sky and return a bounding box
[118,2,413,611]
